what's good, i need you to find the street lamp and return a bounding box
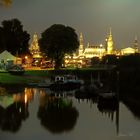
[25,56,28,60]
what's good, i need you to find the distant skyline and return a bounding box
[0,0,140,49]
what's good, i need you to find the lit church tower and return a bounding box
[29,33,41,58]
[79,32,84,56]
[107,28,114,54]
[134,36,139,53]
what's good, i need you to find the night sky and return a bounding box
[0,0,140,49]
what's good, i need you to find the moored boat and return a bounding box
[49,75,84,91]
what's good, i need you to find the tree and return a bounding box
[39,24,79,69]
[119,54,140,69]
[0,18,30,56]
[0,27,6,52]
[101,54,118,65]
[91,57,100,66]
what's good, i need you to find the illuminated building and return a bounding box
[106,28,114,54]
[64,32,108,67]
[121,47,136,55]
[83,43,106,59]
[78,32,84,56]
[79,29,114,59]
[29,33,42,59]
[27,28,138,68]
[76,32,108,59]
[134,36,139,53]
[64,29,140,67]
[121,36,139,55]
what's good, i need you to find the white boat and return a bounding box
[54,75,84,84]
[49,75,84,91]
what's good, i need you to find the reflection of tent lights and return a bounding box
[0,95,14,108]
[24,94,27,104]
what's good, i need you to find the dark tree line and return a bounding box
[0,18,30,56]
[91,54,140,68]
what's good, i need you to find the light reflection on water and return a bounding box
[0,87,140,140]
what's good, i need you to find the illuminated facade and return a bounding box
[121,47,136,55]
[106,28,114,54]
[83,44,106,59]
[64,32,108,67]
[134,36,139,53]
[29,33,42,58]
[78,29,114,59]
[64,30,140,67]
[76,30,139,58]
[79,32,84,56]
[121,36,139,55]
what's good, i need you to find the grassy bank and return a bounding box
[0,70,50,85]
[0,68,114,86]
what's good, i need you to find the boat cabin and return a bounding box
[54,75,79,83]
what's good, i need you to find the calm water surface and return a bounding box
[0,87,140,140]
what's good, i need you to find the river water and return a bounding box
[0,87,140,140]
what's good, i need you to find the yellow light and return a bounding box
[25,56,28,59]
[25,94,27,104]
[100,44,103,47]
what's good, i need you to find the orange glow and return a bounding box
[25,56,28,59]
[25,94,27,104]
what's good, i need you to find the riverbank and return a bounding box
[0,70,50,86]
[0,67,116,86]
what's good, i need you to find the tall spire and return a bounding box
[134,35,139,53]
[79,32,83,46]
[106,28,114,54]
[79,32,84,56]
[109,27,112,36]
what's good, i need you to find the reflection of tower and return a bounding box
[116,102,119,135]
[97,94,120,135]
[107,28,114,54]
[134,36,139,53]
[79,32,84,56]
[29,33,41,58]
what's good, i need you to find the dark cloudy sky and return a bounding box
[0,0,140,49]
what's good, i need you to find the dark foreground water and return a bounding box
[0,87,140,140]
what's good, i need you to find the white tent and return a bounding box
[0,50,16,62]
[0,50,22,64]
